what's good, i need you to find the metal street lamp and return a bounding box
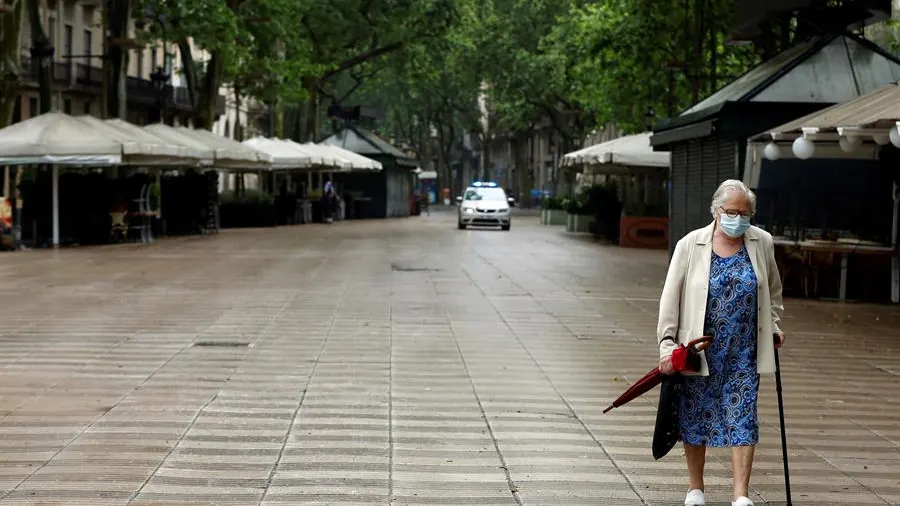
[30,38,55,113]
[645,106,656,132]
[149,64,169,124]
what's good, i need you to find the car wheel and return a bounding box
[501,223,511,231]
[458,221,466,230]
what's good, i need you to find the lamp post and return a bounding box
[30,38,55,114]
[149,64,169,124]
[645,106,656,132]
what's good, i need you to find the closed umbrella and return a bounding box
[602,335,712,460]
[603,336,712,414]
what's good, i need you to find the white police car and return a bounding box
[456,182,514,231]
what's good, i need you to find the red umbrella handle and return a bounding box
[686,336,713,352]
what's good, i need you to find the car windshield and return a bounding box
[464,188,506,201]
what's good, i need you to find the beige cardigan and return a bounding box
[657,221,784,376]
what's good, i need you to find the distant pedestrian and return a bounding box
[656,179,786,506]
[419,188,430,216]
[322,177,335,223]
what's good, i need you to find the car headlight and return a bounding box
[464,208,475,215]
[497,208,509,214]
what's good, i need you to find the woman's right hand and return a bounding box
[659,354,676,375]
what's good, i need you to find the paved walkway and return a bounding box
[0,212,897,505]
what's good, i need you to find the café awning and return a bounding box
[76,116,202,166]
[315,143,382,171]
[174,127,272,169]
[744,82,900,187]
[0,112,121,166]
[105,118,212,164]
[242,138,313,170]
[562,132,670,174]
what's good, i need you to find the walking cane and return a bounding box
[773,334,793,506]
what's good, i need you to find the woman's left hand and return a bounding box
[774,331,786,349]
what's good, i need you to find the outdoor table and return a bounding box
[774,238,896,301]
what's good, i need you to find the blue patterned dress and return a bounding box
[679,244,760,447]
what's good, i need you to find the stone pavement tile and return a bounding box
[1,214,899,505]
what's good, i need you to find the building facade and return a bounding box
[11,0,225,127]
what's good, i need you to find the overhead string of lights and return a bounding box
[762,125,900,161]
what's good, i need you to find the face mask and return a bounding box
[719,214,750,238]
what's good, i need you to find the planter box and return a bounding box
[566,213,593,233]
[219,202,277,229]
[619,215,669,249]
[543,209,567,226]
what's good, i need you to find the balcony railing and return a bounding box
[22,59,226,116]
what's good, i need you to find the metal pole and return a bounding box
[156,169,162,218]
[773,344,793,506]
[101,5,109,119]
[51,165,59,247]
[892,182,899,303]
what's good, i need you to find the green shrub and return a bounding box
[220,189,274,205]
[541,197,564,210]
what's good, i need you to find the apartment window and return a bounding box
[12,96,21,123]
[137,50,144,79]
[83,30,92,67]
[48,18,57,55]
[150,48,157,70]
[28,98,38,118]
[83,101,91,115]
[64,25,73,57]
[64,24,73,79]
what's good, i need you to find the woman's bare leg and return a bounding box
[684,443,707,491]
[731,445,755,499]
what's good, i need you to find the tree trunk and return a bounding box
[709,28,717,96]
[26,0,52,114]
[106,0,130,119]
[481,131,492,182]
[554,137,576,197]
[297,78,320,142]
[514,132,531,206]
[177,40,221,129]
[233,86,242,140]
[194,52,221,129]
[691,0,706,106]
[306,91,319,142]
[435,124,446,197]
[274,100,284,138]
[435,120,456,199]
[445,123,455,196]
[177,39,199,112]
[0,0,25,127]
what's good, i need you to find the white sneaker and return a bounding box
[684,489,705,506]
[732,497,754,506]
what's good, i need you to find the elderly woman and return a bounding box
[657,179,785,506]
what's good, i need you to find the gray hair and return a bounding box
[710,179,757,217]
